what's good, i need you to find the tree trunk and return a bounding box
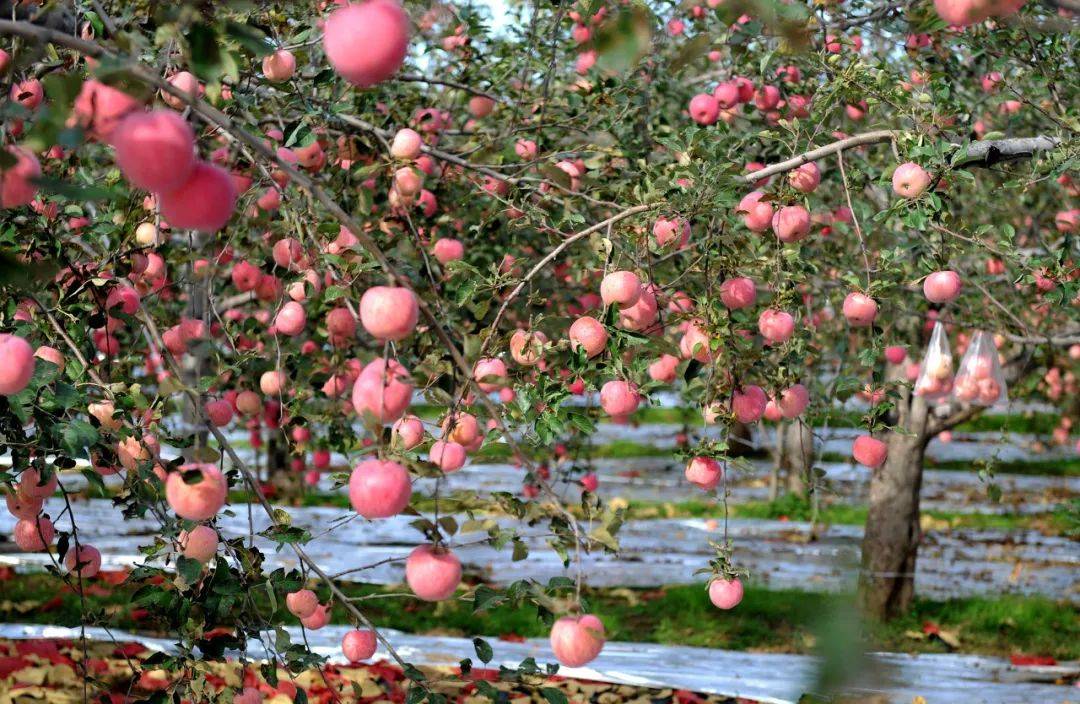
[859,381,931,620]
[783,420,813,495]
[859,433,926,619]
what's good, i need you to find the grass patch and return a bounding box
[925,456,1080,477]
[4,573,1075,660]
[616,495,1070,533]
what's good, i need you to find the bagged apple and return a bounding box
[914,321,953,403]
[952,330,1008,406]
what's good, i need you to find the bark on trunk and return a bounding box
[858,376,932,621]
[783,421,813,495]
[859,433,926,619]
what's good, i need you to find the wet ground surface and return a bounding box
[1,624,1074,704]
[3,498,1077,602]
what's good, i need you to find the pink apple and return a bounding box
[0,333,35,396]
[719,277,756,310]
[286,589,319,618]
[737,191,773,232]
[349,459,411,518]
[64,545,102,578]
[323,0,410,87]
[852,435,888,468]
[550,615,605,668]
[405,544,462,601]
[600,271,642,308]
[771,205,810,242]
[892,162,931,198]
[758,309,795,344]
[842,292,878,327]
[165,464,227,521]
[923,270,962,303]
[685,456,723,490]
[179,525,219,563]
[708,577,744,609]
[392,415,425,449]
[342,629,378,662]
[688,93,720,125]
[600,380,640,417]
[359,286,419,341]
[569,316,608,358]
[732,385,767,423]
[110,110,197,193]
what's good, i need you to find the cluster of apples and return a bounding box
[689,73,813,127]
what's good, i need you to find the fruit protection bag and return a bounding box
[914,321,953,403]
[952,330,1008,407]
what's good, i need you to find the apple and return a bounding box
[64,545,102,578]
[179,525,219,563]
[892,162,931,198]
[342,629,378,662]
[688,93,720,125]
[0,333,35,396]
[685,456,723,490]
[788,162,820,193]
[352,358,413,423]
[708,577,744,609]
[842,292,878,327]
[262,49,296,82]
[778,383,809,418]
[732,385,767,423]
[758,309,794,344]
[569,316,608,358]
[550,615,605,667]
[771,205,811,242]
[600,380,640,417]
[719,277,756,310]
[405,544,462,601]
[600,270,641,308]
[737,191,773,232]
[0,146,41,208]
[286,589,319,618]
[430,440,467,472]
[348,459,411,518]
[510,329,548,366]
[110,110,196,193]
[473,357,508,392]
[157,162,237,233]
[852,435,888,468]
[359,286,419,341]
[14,516,54,551]
[923,270,962,303]
[165,464,227,521]
[392,415,425,449]
[323,0,410,87]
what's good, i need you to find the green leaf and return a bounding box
[226,21,273,57]
[31,176,118,202]
[540,688,568,704]
[58,420,100,458]
[323,285,347,302]
[473,585,505,612]
[176,555,204,585]
[0,250,59,292]
[472,637,493,664]
[670,34,711,73]
[187,23,225,82]
[593,6,653,75]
